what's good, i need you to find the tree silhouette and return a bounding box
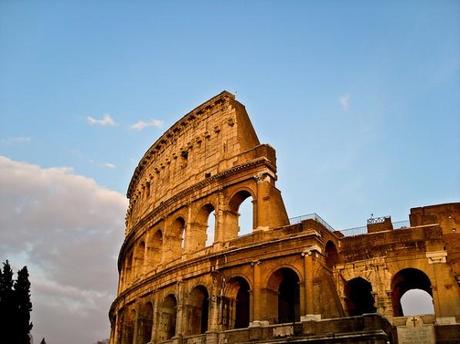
[0,260,15,341]
[0,260,33,343]
[15,266,33,343]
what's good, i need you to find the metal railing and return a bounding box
[336,220,410,237]
[289,213,410,237]
[289,213,335,232]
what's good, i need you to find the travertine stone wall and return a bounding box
[109,92,460,344]
[126,91,267,230]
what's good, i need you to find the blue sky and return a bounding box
[1,1,459,343]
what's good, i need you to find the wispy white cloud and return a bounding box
[0,156,127,344]
[89,160,116,169]
[1,136,32,145]
[87,114,117,126]
[339,94,350,111]
[102,162,116,169]
[130,119,163,130]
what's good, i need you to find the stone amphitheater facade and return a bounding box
[109,91,460,344]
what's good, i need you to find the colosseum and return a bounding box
[109,91,460,344]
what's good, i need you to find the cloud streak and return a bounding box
[89,160,116,169]
[339,94,350,111]
[0,156,127,344]
[87,114,117,126]
[1,136,32,145]
[130,119,163,130]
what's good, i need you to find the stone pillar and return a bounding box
[221,208,239,241]
[185,204,193,255]
[250,260,268,326]
[187,221,207,253]
[142,240,148,277]
[214,191,225,246]
[301,248,321,321]
[252,198,258,231]
[110,313,119,344]
[175,281,185,337]
[118,268,124,294]
[255,174,272,231]
[133,306,140,344]
[152,296,160,344]
[208,275,221,332]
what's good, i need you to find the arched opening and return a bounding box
[159,295,177,341]
[134,240,145,278]
[325,241,339,269]
[147,229,163,267]
[125,309,136,344]
[391,268,433,317]
[175,217,186,250]
[188,286,209,335]
[267,268,300,324]
[138,302,153,344]
[229,190,254,238]
[125,251,134,287]
[169,216,186,256]
[116,311,123,344]
[205,208,216,247]
[223,277,251,329]
[344,277,376,316]
[400,289,434,316]
[195,203,216,249]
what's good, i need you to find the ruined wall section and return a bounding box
[125,91,263,231]
[335,224,460,321]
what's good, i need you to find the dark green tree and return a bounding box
[15,266,33,344]
[0,260,15,340]
[0,260,33,343]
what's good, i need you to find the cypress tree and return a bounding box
[0,260,15,341]
[15,266,33,344]
[0,261,33,343]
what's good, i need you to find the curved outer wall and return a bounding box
[109,92,460,344]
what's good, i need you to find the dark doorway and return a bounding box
[277,268,300,323]
[160,295,177,340]
[234,279,250,328]
[225,277,250,329]
[189,286,209,335]
[344,277,376,316]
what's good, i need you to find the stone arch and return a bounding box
[391,268,433,316]
[134,240,145,278]
[266,267,301,324]
[124,250,134,287]
[187,285,209,335]
[147,229,163,268]
[124,308,136,344]
[191,203,217,251]
[158,294,177,341]
[116,309,124,344]
[325,241,339,269]
[138,302,153,344]
[223,276,251,329]
[226,189,256,240]
[175,217,186,250]
[344,277,376,316]
[400,289,434,316]
[164,216,186,261]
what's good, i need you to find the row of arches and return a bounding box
[117,265,436,344]
[344,268,435,317]
[117,267,301,344]
[122,191,254,288]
